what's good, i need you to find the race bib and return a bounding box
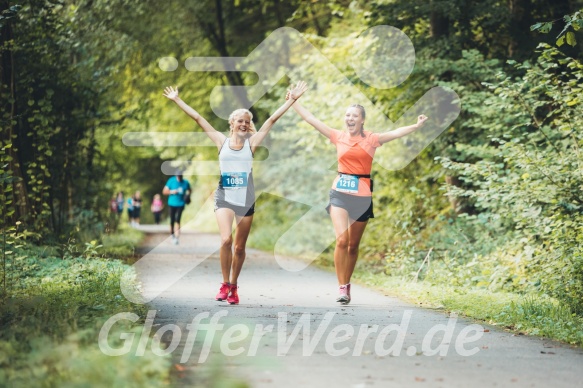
[336,174,359,194]
[221,172,248,188]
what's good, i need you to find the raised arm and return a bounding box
[249,81,308,152]
[163,86,226,149]
[377,115,429,145]
[289,99,335,139]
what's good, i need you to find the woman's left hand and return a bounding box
[416,114,429,128]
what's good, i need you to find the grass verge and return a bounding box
[101,222,145,258]
[351,270,583,346]
[247,220,583,348]
[0,229,170,386]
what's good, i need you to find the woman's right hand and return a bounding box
[288,81,308,101]
[163,86,179,101]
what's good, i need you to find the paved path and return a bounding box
[132,226,583,387]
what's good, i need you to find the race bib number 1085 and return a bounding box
[222,172,248,188]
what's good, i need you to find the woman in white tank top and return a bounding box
[163,82,307,304]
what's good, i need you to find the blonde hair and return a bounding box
[228,109,256,135]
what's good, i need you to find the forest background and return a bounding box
[1,0,582,385]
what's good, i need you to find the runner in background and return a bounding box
[132,191,142,226]
[163,173,191,245]
[109,196,118,214]
[151,194,164,225]
[116,192,124,217]
[126,195,134,225]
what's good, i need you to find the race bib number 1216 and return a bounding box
[335,174,359,194]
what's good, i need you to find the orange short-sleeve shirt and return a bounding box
[329,129,381,197]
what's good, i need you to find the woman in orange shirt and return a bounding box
[290,100,428,304]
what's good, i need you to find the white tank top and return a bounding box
[219,138,254,206]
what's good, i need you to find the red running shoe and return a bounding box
[227,284,239,305]
[215,282,230,301]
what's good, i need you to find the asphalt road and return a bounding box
[131,225,583,388]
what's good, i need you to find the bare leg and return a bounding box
[345,219,368,284]
[329,206,350,285]
[230,215,253,284]
[215,208,236,283]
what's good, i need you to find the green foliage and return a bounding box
[0,0,172,241]
[379,213,521,289]
[1,0,582,359]
[439,44,583,313]
[2,256,137,335]
[531,10,583,47]
[0,253,170,386]
[353,273,583,345]
[0,328,170,388]
[247,193,314,255]
[101,223,144,258]
[496,297,583,344]
[241,4,583,322]
[367,0,575,61]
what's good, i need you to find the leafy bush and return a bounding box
[440,45,583,313]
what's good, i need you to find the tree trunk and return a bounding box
[307,3,324,36]
[272,0,286,27]
[211,0,252,110]
[430,0,449,39]
[0,1,29,224]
